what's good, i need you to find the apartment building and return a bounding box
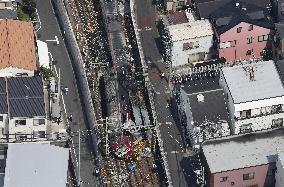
[202,129,282,187]
[0,76,46,141]
[210,1,274,62]
[219,60,284,134]
[167,11,214,67]
[174,76,230,149]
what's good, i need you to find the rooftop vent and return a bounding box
[197,94,204,102]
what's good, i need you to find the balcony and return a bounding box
[235,106,284,121]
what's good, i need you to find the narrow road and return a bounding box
[36,0,99,186]
[135,0,190,186]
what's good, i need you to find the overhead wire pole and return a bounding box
[78,128,81,186]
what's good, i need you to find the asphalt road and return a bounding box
[36,0,99,186]
[135,0,192,186]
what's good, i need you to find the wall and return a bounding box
[0,114,8,140]
[219,71,235,133]
[9,117,47,140]
[171,35,213,67]
[0,67,34,77]
[276,153,284,187]
[235,112,284,134]
[219,22,273,62]
[211,164,276,187]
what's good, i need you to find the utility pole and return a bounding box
[105,117,109,157]
[78,129,81,186]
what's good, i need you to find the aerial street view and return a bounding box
[2,0,284,186]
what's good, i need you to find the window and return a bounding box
[258,35,269,42]
[237,27,242,33]
[240,123,252,134]
[271,104,282,114]
[240,110,251,119]
[15,120,26,126]
[272,118,283,128]
[38,131,45,138]
[0,116,3,122]
[183,42,199,50]
[247,37,253,44]
[248,25,253,31]
[243,172,255,180]
[220,176,228,182]
[33,119,45,126]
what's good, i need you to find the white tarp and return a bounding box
[37,40,50,68]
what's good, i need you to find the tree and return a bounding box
[39,66,54,80]
[261,48,273,61]
[21,0,37,20]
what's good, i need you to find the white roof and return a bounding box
[202,129,284,173]
[37,40,50,68]
[221,60,284,104]
[168,19,213,41]
[4,143,69,187]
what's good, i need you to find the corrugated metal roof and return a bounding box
[8,76,43,98]
[4,143,69,187]
[0,76,46,117]
[0,94,7,114]
[0,9,17,20]
[0,78,5,94]
[9,98,45,118]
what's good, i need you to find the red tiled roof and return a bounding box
[0,19,36,70]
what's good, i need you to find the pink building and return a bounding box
[201,129,284,187]
[210,1,274,62]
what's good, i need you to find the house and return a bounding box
[174,76,230,149]
[219,60,284,134]
[210,1,274,62]
[4,143,69,187]
[276,148,284,187]
[167,11,214,67]
[0,19,37,77]
[201,128,283,187]
[165,0,192,12]
[0,76,47,141]
[195,0,271,19]
[0,0,17,10]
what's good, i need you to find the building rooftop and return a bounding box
[188,89,230,127]
[221,60,284,104]
[202,128,284,173]
[195,0,271,18]
[0,9,16,20]
[210,1,274,35]
[181,75,220,94]
[167,12,213,41]
[0,19,36,70]
[4,143,69,187]
[0,76,45,117]
[168,10,188,25]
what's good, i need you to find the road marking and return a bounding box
[46,36,59,45]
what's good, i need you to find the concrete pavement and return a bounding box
[36,0,99,186]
